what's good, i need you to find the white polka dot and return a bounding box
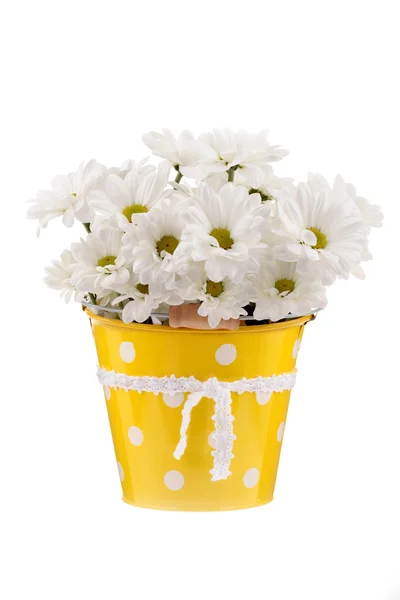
[243,468,259,488]
[117,462,124,482]
[103,385,111,401]
[163,392,184,408]
[215,344,237,366]
[208,431,216,448]
[277,421,285,442]
[119,341,135,363]
[256,391,272,405]
[128,425,143,446]
[292,339,301,359]
[164,470,184,491]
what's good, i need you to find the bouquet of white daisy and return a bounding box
[27,129,384,511]
[28,128,382,328]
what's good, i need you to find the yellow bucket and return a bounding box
[87,309,313,511]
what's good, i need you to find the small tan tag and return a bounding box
[169,304,240,330]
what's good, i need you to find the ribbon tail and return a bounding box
[210,388,235,481]
[173,391,204,460]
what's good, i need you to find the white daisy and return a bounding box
[122,199,189,290]
[194,128,288,182]
[120,294,158,324]
[334,175,383,229]
[90,160,170,229]
[181,182,268,283]
[88,214,121,235]
[203,163,294,201]
[106,157,153,179]
[142,129,214,180]
[251,260,327,322]
[71,228,129,293]
[352,194,383,229]
[168,180,198,204]
[27,160,107,230]
[84,289,121,320]
[272,182,368,285]
[308,173,383,229]
[307,173,382,280]
[197,282,248,328]
[178,266,248,328]
[237,164,294,202]
[111,277,161,324]
[111,271,183,323]
[44,250,80,302]
[95,289,121,308]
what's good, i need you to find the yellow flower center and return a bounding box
[308,227,327,249]
[206,280,224,297]
[210,227,234,250]
[136,283,149,295]
[122,204,148,222]
[97,255,117,267]
[275,278,295,294]
[156,235,179,256]
[248,188,273,202]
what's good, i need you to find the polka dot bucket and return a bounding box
[87,309,313,511]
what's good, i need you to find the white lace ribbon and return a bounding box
[97,367,297,481]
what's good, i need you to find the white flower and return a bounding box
[142,129,214,177]
[95,289,121,307]
[306,173,382,280]
[71,228,129,293]
[107,157,153,179]
[352,194,383,229]
[90,160,170,229]
[30,130,382,323]
[44,250,79,302]
[122,199,189,290]
[237,164,294,201]
[27,160,107,229]
[272,182,368,285]
[194,128,288,182]
[204,163,294,199]
[334,175,383,229]
[181,182,268,283]
[251,260,327,322]
[111,272,183,324]
[85,289,121,320]
[308,173,383,229]
[168,180,198,203]
[111,277,161,324]
[178,266,248,328]
[120,295,157,324]
[234,164,294,219]
[89,214,121,235]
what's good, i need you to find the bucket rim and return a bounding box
[84,306,315,334]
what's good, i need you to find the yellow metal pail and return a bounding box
[87,310,312,511]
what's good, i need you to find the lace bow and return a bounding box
[97,368,297,481]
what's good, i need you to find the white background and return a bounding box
[1,1,399,598]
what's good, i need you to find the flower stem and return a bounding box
[88,292,97,305]
[227,167,235,183]
[83,222,91,233]
[175,170,183,183]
